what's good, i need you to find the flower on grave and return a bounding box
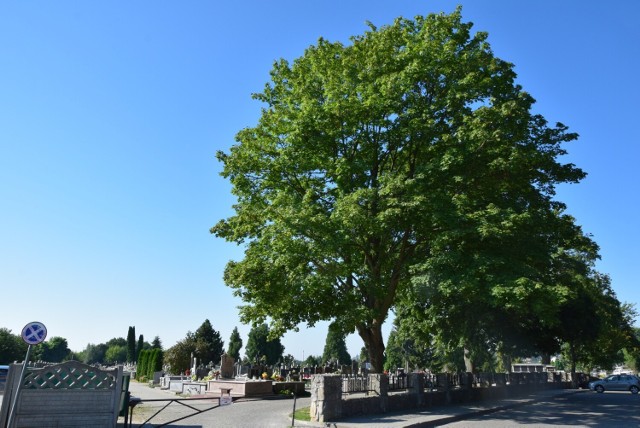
[262,372,268,379]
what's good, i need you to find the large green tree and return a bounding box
[212,8,589,372]
[322,323,351,366]
[194,319,224,366]
[151,336,163,349]
[164,333,195,375]
[104,344,127,365]
[245,323,284,365]
[558,273,638,377]
[33,336,71,363]
[164,320,225,374]
[80,343,108,365]
[0,328,27,364]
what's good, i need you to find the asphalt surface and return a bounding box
[120,381,587,428]
[443,389,640,427]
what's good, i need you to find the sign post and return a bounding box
[6,322,47,428]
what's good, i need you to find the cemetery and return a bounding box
[157,352,308,398]
[0,355,588,427]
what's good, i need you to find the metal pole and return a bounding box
[6,344,32,428]
[291,392,297,427]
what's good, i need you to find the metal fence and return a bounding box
[342,374,370,394]
[336,370,579,396]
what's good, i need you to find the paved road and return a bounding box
[442,390,640,427]
[121,380,309,427]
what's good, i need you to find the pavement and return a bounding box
[120,381,587,427]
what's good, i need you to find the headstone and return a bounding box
[220,353,234,379]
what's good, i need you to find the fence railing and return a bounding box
[341,373,409,394]
[342,374,370,394]
[388,374,407,391]
[328,370,583,396]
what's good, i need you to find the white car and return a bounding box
[588,374,640,394]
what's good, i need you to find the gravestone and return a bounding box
[220,353,234,379]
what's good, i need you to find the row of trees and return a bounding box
[0,329,72,364]
[211,7,639,374]
[163,320,288,374]
[0,326,161,366]
[136,348,164,381]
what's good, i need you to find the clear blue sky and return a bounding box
[1,1,638,362]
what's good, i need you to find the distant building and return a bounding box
[512,363,555,373]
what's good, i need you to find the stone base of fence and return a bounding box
[310,372,573,423]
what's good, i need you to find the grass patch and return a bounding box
[292,406,311,421]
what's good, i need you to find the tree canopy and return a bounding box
[245,323,284,365]
[164,320,224,374]
[212,8,619,372]
[322,322,351,366]
[126,326,136,363]
[151,336,163,349]
[194,319,225,366]
[0,328,27,364]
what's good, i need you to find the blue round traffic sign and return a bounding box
[21,322,47,345]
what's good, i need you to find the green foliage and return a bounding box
[227,327,243,361]
[79,343,108,365]
[212,7,589,373]
[137,348,164,380]
[151,348,164,374]
[282,353,295,366]
[136,349,148,380]
[136,334,144,362]
[383,329,403,372]
[127,326,136,363]
[304,355,321,367]
[623,328,640,372]
[165,334,195,374]
[359,347,368,364]
[245,323,284,365]
[322,323,351,365]
[194,319,224,366]
[105,344,127,364]
[151,336,163,349]
[559,274,638,374]
[107,337,127,348]
[292,406,311,422]
[0,328,27,364]
[164,320,223,374]
[33,337,71,363]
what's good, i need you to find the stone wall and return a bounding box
[310,372,571,423]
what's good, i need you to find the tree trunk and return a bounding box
[501,353,512,373]
[463,347,474,373]
[540,353,551,365]
[356,323,385,373]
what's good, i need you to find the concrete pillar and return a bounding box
[436,373,451,404]
[368,373,389,396]
[407,372,425,406]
